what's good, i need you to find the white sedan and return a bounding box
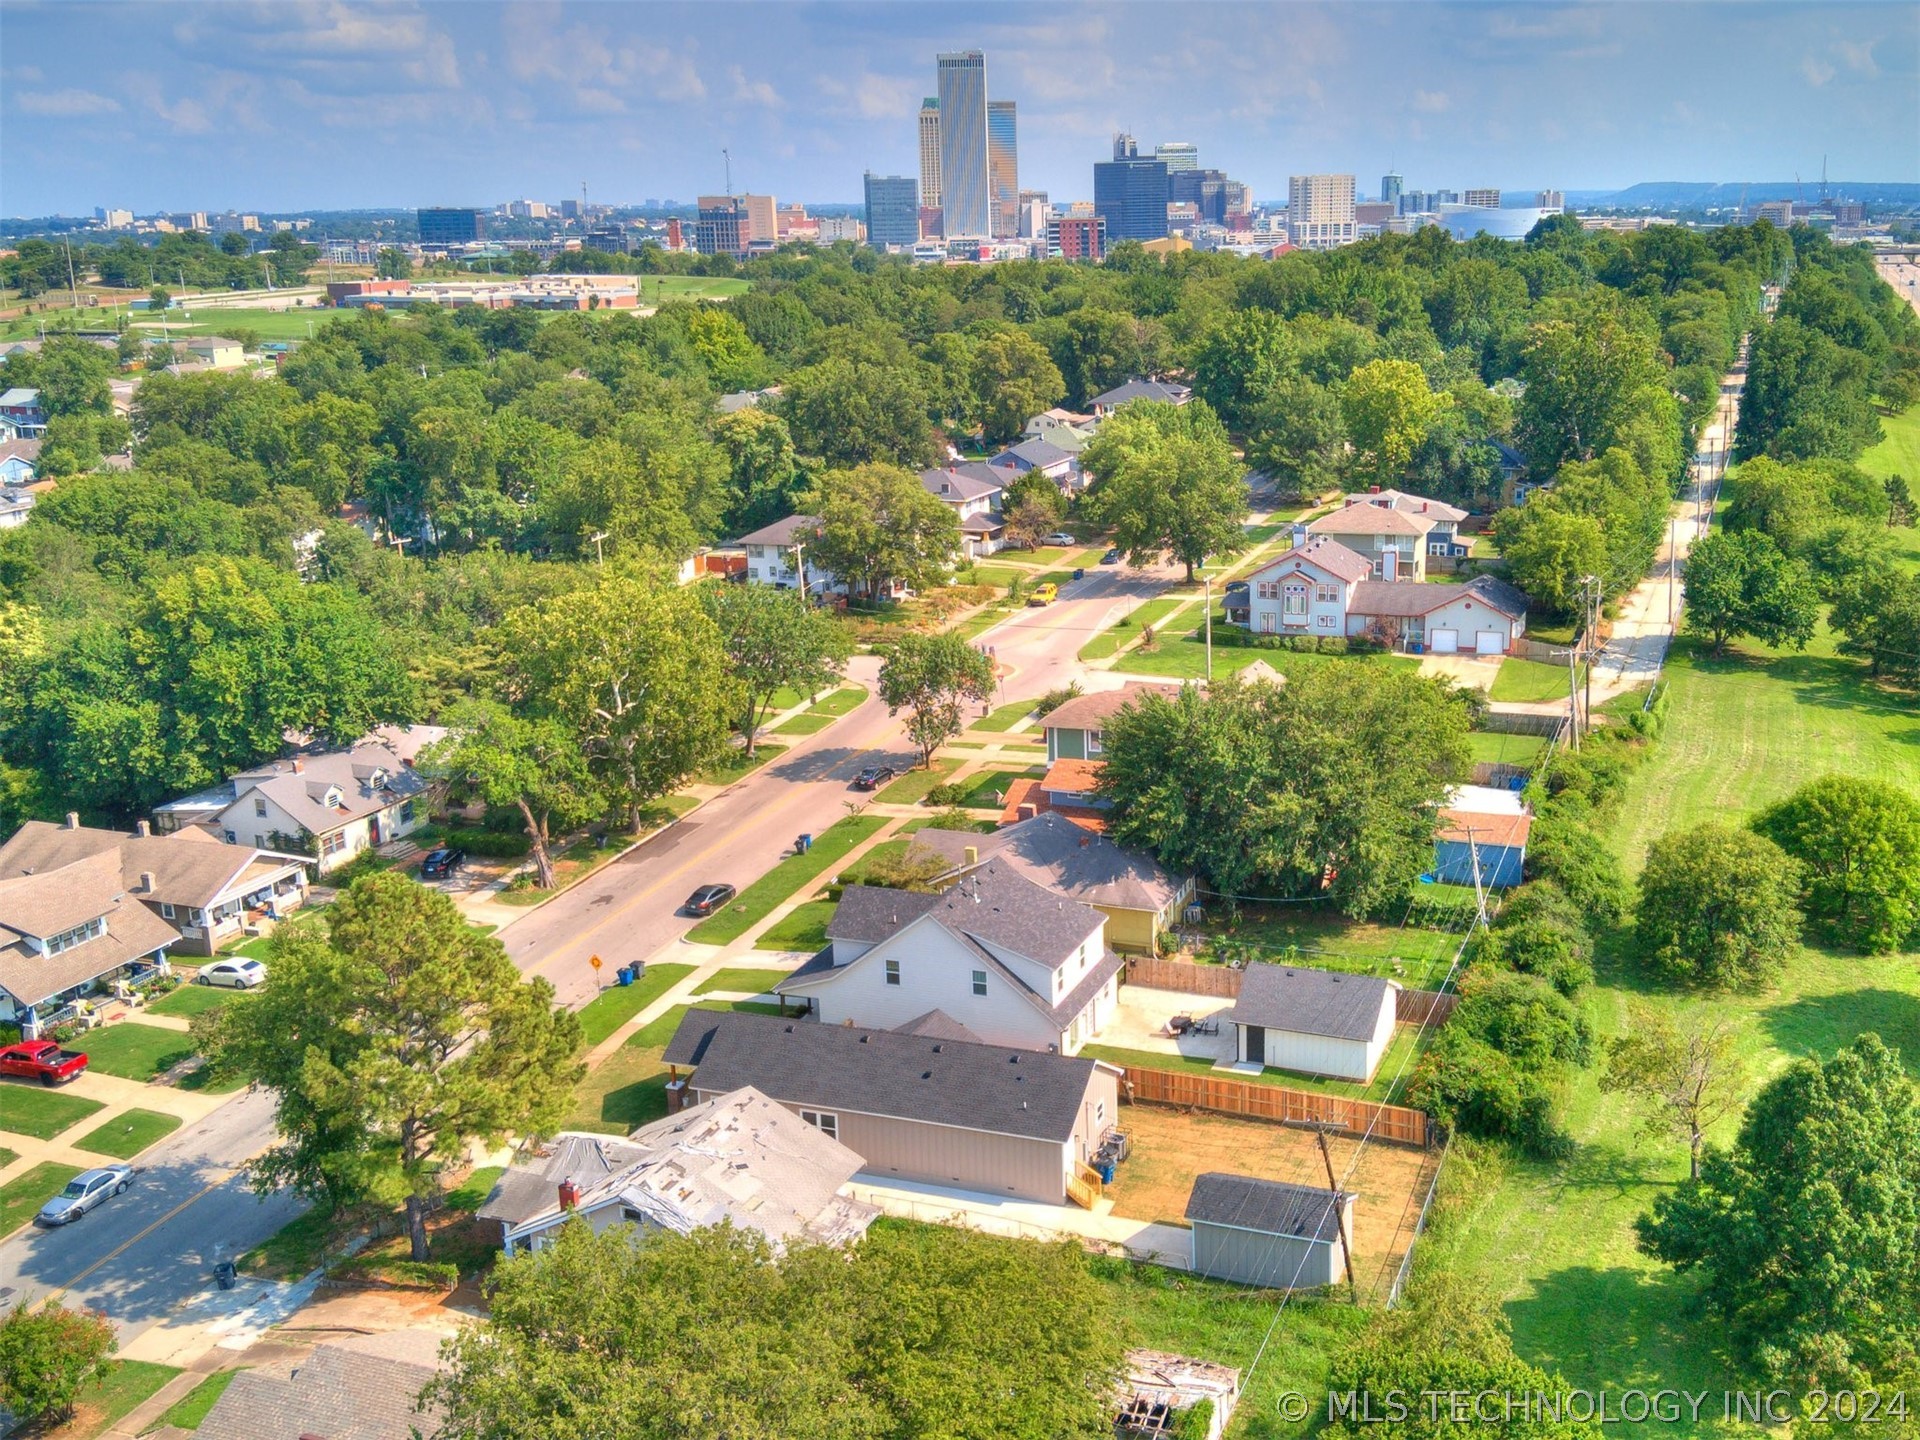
[197,958,267,989]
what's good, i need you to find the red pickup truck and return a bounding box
[0,1041,89,1086]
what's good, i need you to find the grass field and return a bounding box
[692,966,793,997]
[157,1369,245,1431]
[1465,730,1550,768]
[1082,1023,1428,1104]
[147,981,249,1019]
[949,766,1042,809]
[0,1161,82,1234]
[63,1358,181,1439]
[125,304,336,342]
[77,1022,199,1082]
[835,836,909,884]
[972,698,1038,731]
[73,1107,182,1160]
[562,999,784,1135]
[1859,400,1920,485]
[772,685,868,735]
[1079,597,1188,662]
[1487,656,1582,703]
[684,815,889,944]
[755,898,836,951]
[575,963,695,1047]
[1116,634,1422,683]
[872,757,961,804]
[0,1083,105,1140]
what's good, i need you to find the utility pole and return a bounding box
[1552,644,1581,749]
[1581,574,1600,733]
[1203,573,1213,682]
[1667,514,1678,625]
[1313,1129,1358,1301]
[62,237,80,315]
[589,530,609,566]
[791,540,807,600]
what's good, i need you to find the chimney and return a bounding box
[1080,835,1090,848]
[291,758,304,773]
[964,845,979,866]
[1368,484,1381,494]
[558,1179,580,1210]
[140,871,156,893]
[1017,803,1037,820]
[136,820,151,838]
[65,812,79,829]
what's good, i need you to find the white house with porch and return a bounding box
[731,513,839,593]
[1240,537,1529,654]
[919,464,1007,558]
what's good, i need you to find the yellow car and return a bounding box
[1027,582,1059,607]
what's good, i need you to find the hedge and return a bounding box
[435,827,532,858]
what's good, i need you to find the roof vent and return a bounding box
[783,1025,795,1033]
[140,871,155,893]
[860,1034,869,1042]
[921,1070,932,1079]
[931,1044,941,1053]
[64,811,79,829]
[135,820,151,838]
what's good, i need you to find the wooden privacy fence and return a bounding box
[1120,1065,1431,1148]
[1126,956,1457,1029]
[1395,988,1457,1025]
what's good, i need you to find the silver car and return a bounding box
[36,1166,132,1226]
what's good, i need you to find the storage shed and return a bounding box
[1185,1172,1353,1290]
[1221,963,1398,1083]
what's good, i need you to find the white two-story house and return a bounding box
[732,513,838,593]
[1247,536,1373,638]
[774,862,1123,1055]
[919,465,1007,558]
[1342,489,1470,559]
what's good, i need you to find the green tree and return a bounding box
[1681,529,1820,654]
[1830,563,1920,685]
[422,701,596,888]
[197,873,583,1260]
[148,284,171,313]
[1637,1034,1920,1386]
[374,246,413,280]
[1494,502,1607,618]
[493,574,738,831]
[1340,358,1448,486]
[1244,375,1346,497]
[713,407,802,536]
[1517,288,1669,474]
[970,330,1066,446]
[0,1302,118,1427]
[1082,399,1245,581]
[682,306,768,392]
[1601,1009,1745,1180]
[877,631,994,767]
[805,462,959,599]
[704,581,851,755]
[781,355,936,469]
[1753,775,1920,953]
[1410,968,1590,1156]
[1633,823,1803,990]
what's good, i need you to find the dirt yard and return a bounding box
[1103,1103,1436,1291]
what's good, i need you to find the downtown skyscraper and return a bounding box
[988,99,1018,238]
[936,50,990,238]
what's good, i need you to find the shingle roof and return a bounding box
[824,886,941,945]
[920,464,1005,503]
[1247,536,1372,586]
[0,389,41,409]
[894,1009,983,1043]
[994,437,1074,469]
[662,1010,1103,1143]
[218,729,444,837]
[0,853,181,1006]
[1185,1173,1351,1242]
[1224,963,1395,1042]
[1348,574,1529,621]
[1437,810,1532,849]
[959,511,1006,534]
[1306,502,1435,538]
[1041,759,1104,796]
[1040,683,1181,734]
[911,812,1183,914]
[920,861,1103,967]
[1341,490,1468,525]
[1090,379,1191,409]
[732,513,823,547]
[194,1330,446,1440]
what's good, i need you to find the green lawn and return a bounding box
[0,1147,14,1168]
[1858,400,1920,485]
[239,1205,334,1279]
[972,698,1038,731]
[1117,634,1421,682]
[73,1106,182,1160]
[0,1161,83,1234]
[126,303,338,342]
[65,1358,181,1439]
[0,1083,105,1140]
[1487,656,1581,703]
[562,1000,785,1136]
[1465,730,1550,768]
[692,966,794,997]
[836,837,910,884]
[872,757,961,804]
[147,981,250,1018]
[701,743,787,786]
[754,899,837,952]
[1195,909,1465,991]
[950,766,1043,809]
[1081,1023,1428,1105]
[1079,596,1188,662]
[773,685,868,735]
[575,963,695,1047]
[447,1164,507,1213]
[157,1368,245,1431]
[684,815,889,944]
[71,1022,197,1082]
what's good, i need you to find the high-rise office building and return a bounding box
[1048,214,1107,261]
[1094,133,1170,242]
[694,196,747,257]
[1463,189,1501,208]
[918,98,942,212]
[1381,172,1404,210]
[987,99,1019,238]
[1535,190,1565,211]
[1286,174,1356,250]
[418,207,484,245]
[936,51,991,237]
[1016,190,1050,239]
[1171,168,1237,226]
[1156,142,1199,172]
[741,194,778,245]
[864,172,920,249]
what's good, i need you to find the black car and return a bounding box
[852,765,897,791]
[419,847,467,879]
[684,883,737,917]
[1101,547,1123,565]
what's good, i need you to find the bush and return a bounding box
[1525,804,1629,925]
[1171,1398,1215,1440]
[1032,682,1082,717]
[1634,823,1802,990]
[924,782,968,808]
[1210,628,1369,655]
[1477,880,1596,995]
[436,826,533,858]
[329,1254,460,1290]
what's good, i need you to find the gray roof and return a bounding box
[959,510,1007,534]
[910,812,1184,914]
[1248,536,1371,586]
[920,464,1005,503]
[1090,378,1190,409]
[1342,490,1468,525]
[731,512,822,547]
[1224,963,1394,1042]
[1185,1173,1351,1242]
[918,861,1104,968]
[195,1330,446,1440]
[824,885,941,945]
[0,850,180,1006]
[194,727,444,837]
[894,1009,984,1043]
[993,437,1074,469]
[0,389,41,409]
[1348,573,1529,621]
[1307,502,1434,538]
[662,1010,1104,1143]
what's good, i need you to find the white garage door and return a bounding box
[1429,629,1460,654]
[1475,629,1507,655]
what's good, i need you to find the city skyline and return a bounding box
[2,1,1915,216]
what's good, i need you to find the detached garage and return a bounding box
[1347,574,1530,655]
[1186,1173,1354,1290]
[1223,963,1399,1084]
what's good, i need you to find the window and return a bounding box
[254,797,268,817]
[1259,612,1276,634]
[43,916,106,955]
[1316,614,1337,630]
[400,801,416,824]
[1314,584,1338,603]
[801,1110,838,1140]
[254,834,267,849]
[1094,1100,1106,1124]
[884,959,900,986]
[1283,583,1309,622]
[161,903,175,920]
[320,832,347,858]
[1255,579,1279,600]
[971,970,988,997]
[1088,729,1104,755]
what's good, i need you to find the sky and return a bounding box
[2,0,1915,217]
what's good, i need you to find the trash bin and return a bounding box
[1096,1160,1116,1185]
[1073,567,1085,580]
[796,834,813,854]
[214,1260,237,1291]
[629,960,646,981]
[616,965,635,987]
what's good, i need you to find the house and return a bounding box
[908,812,1195,956]
[0,817,308,957]
[0,437,40,487]
[194,1329,447,1440]
[1185,1173,1355,1290]
[730,513,843,594]
[1342,488,1470,558]
[1239,537,1528,654]
[1482,439,1532,502]
[1022,409,1098,455]
[990,436,1083,494]
[774,860,1123,1054]
[919,464,1006,558]
[662,1009,1122,1206]
[1304,500,1434,580]
[1243,536,1373,639]
[995,759,1111,829]
[152,725,445,872]
[0,388,47,437]
[1040,683,1180,763]
[183,335,246,369]
[0,823,181,1034]
[0,487,32,530]
[1433,783,1532,888]
[476,1087,878,1257]
[1087,378,1191,419]
[716,386,780,414]
[1221,962,1399,1083]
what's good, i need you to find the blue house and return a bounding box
[1433,787,1531,889]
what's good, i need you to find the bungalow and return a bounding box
[1040,683,1180,763]
[152,725,445,872]
[1186,1173,1355,1291]
[1088,378,1191,419]
[990,436,1084,495]
[1240,537,1529,654]
[1342,489,1470,558]
[1304,500,1433,580]
[774,861,1122,1054]
[0,438,39,488]
[919,463,1007,558]
[1221,962,1399,1083]
[908,812,1195,956]
[662,1010,1122,1206]
[1433,784,1532,888]
[475,1087,878,1257]
[194,1330,446,1440]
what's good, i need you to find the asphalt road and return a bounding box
[0,1087,301,1342]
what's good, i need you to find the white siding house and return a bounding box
[1223,963,1399,1083]
[731,513,837,592]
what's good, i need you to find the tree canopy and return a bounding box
[1082,399,1245,581]
[1633,822,1803,989]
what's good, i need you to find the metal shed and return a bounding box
[1184,1172,1354,1290]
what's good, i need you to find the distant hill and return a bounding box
[1564,181,1920,209]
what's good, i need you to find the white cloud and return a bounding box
[1801,54,1836,87]
[16,88,122,117]
[728,64,781,108]
[1834,38,1879,77]
[1413,89,1451,114]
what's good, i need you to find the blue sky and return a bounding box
[2,1,1914,216]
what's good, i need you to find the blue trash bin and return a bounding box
[1073,567,1085,580]
[617,965,634,986]
[1097,1160,1116,1185]
[796,834,813,853]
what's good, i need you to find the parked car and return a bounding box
[419,847,467,879]
[1043,531,1077,546]
[683,883,737,917]
[851,764,897,791]
[1027,582,1059,606]
[197,958,267,989]
[1101,548,1123,565]
[36,1166,133,1226]
[0,1041,88,1087]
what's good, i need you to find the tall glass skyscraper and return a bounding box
[864,172,920,249]
[987,100,1018,238]
[936,51,990,238]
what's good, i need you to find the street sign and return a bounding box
[590,954,603,971]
